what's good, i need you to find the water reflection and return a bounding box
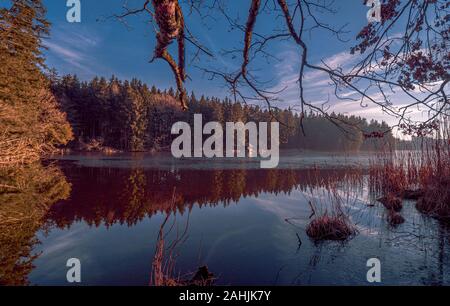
[45,164,362,228]
[150,210,215,286]
[0,164,71,285]
[1,160,449,285]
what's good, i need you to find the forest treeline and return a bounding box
[53,75,395,153]
[0,0,396,167]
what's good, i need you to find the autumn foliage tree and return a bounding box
[0,0,73,166]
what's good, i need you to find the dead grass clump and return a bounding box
[304,180,358,242]
[414,145,450,221]
[369,124,450,223]
[416,182,450,221]
[387,210,405,226]
[369,156,409,197]
[377,194,402,212]
[306,215,355,241]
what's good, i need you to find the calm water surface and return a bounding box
[12,153,450,285]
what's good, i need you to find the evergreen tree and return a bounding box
[52,74,396,153]
[0,0,72,165]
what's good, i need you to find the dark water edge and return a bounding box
[2,153,450,285]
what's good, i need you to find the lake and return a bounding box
[2,152,450,285]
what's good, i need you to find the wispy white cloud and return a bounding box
[267,45,436,128]
[320,50,355,69]
[44,25,103,78]
[45,41,84,61]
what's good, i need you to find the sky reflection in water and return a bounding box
[24,155,450,285]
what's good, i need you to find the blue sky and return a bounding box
[37,1,429,129]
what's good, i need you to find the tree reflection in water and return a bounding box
[1,162,449,285]
[45,165,363,228]
[4,163,357,285]
[0,164,71,285]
